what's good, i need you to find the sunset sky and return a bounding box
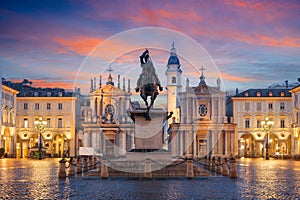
[1,0,300,94]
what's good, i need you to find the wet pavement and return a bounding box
[0,158,300,199]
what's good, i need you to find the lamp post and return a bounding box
[34,117,47,160]
[58,138,61,158]
[261,117,274,160]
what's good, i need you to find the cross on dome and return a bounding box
[199,66,206,74]
[107,66,113,75]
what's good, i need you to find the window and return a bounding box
[47,92,51,97]
[268,103,273,110]
[244,92,249,97]
[280,92,285,97]
[34,92,38,97]
[256,92,261,97]
[47,118,51,128]
[269,91,273,97]
[47,103,51,110]
[245,102,250,111]
[171,76,176,84]
[24,103,28,110]
[280,102,285,111]
[245,118,250,128]
[35,103,39,110]
[257,102,262,111]
[58,118,62,128]
[257,119,261,128]
[280,119,285,128]
[24,118,28,128]
[58,103,62,110]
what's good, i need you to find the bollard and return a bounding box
[76,157,81,173]
[186,159,194,179]
[101,160,109,178]
[217,157,222,174]
[93,157,98,170]
[229,157,238,178]
[83,157,88,173]
[204,156,207,170]
[222,158,229,176]
[207,156,212,171]
[88,157,93,170]
[58,158,67,178]
[211,157,216,172]
[144,159,153,179]
[68,158,75,176]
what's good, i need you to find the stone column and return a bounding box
[84,130,90,147]
[121,131,126,156]
[171,132,177,158]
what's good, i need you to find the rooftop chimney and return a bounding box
[285,80,288,88]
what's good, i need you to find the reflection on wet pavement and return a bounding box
[0,158,299,199]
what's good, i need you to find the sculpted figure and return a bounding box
[135,49,163,119]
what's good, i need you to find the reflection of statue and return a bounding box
[135,49,163,119]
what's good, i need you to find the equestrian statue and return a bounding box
[135,49,163,119]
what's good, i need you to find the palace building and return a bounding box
[290,85,300,155]
[2,79,81,158]
[1,80,19,157]
[231,88,294,157]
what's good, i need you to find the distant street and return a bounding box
[0,158,299,199]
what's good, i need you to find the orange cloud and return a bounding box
[220,73,256,82]
[200,29,300,48]
[256,34,300,48]
[10,79,74,90]
[54,36,103,56]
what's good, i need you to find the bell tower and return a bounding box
[166,42,182,124]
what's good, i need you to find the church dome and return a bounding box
[167,55,180,65]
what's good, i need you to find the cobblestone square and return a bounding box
[0,158,300,199]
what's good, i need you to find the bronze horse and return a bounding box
[135,49,163,118]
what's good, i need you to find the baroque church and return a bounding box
[166,44,238,158]
[79,44,238,158]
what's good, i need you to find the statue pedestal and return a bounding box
[126,108,171,161]
[131,108,165,149]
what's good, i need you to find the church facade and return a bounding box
[166,45,238,158]
[79,72,134,157]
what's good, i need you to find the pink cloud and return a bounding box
[53,36,103,56]
[219,73,256,82]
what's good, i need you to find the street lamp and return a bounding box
[58,138,61,158]
[261,117,274,160]
[34,117,47,160]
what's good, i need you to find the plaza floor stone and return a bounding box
[0,158,300,199]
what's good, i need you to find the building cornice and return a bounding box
[16,96,77,100]
[231,97,292,101]
[289,85,300,93]
[2,85,19,94]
